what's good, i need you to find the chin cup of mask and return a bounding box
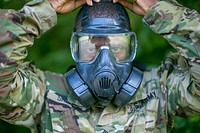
[65,67,143,108]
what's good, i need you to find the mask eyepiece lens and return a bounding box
[70,32,137,63]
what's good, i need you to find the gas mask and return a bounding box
[65,1,143,108]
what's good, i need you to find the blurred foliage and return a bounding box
[0,0,200,132]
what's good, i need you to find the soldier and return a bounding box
[0,0,200,133]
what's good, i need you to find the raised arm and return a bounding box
[0,0,93,131]
[0,0,57,131]
[118,0,200,117]
[143,0,200,117]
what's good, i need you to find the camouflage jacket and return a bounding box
[0,0,200,133]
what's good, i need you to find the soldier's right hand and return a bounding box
[48,0,100,13]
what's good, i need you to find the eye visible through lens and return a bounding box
[77,35,132,62]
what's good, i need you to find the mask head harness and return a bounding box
[65,0,143,108]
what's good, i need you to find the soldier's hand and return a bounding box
[48,0,100,13]
[114,0,158,15]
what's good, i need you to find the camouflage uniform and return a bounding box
[0,0,200,132]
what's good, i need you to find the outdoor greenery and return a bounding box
[0,0,200,132]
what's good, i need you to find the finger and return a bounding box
[93,0,100,2]
[86,0,93,5]
[117,0,145,15]
[136,0,158,11]
[113,0,119,3]
[75,0,87,7]
[132,2,145,15]
[48,0,59,9]
[56,0,86,13]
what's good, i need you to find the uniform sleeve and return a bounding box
[0,0,57,131]
[143,1,200,117]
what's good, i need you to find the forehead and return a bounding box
[78,36,130,43]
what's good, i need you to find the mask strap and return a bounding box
[112,67,143,107]
[65,68,96,108]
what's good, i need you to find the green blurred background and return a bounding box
[0,0,200,132]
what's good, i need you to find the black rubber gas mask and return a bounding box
[65,1,143,108]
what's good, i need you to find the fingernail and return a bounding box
[90,0,93,5]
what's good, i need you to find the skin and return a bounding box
[48,0,158,15]
[78,36,130,61]
[115,0,158,15]
[47,0,158,61]
[48,0,100,13]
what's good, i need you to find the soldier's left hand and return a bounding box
[114,0,158,15]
